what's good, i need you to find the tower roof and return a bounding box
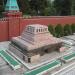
[5,0,19,11]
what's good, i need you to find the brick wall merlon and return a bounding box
[0,18,8,22]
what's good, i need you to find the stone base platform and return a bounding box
[7,48,72,70]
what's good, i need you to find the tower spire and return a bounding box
[5,0,19,12]
[4,0,22,17]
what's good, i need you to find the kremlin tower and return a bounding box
[4,0,22,17]
[3,0,22,40]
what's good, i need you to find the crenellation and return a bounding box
[0,18,8,21]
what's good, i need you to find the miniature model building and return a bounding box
[9,24,62,63]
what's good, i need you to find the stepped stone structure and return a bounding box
[9,24,62,63]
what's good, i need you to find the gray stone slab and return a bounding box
[0,57,6,67]
[0,41,10,51]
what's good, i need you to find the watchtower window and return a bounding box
[39,29,40,32]
[11,6,17,8]
[36,29,38,32]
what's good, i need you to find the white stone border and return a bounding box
[26,60,61,74]
[62,52,75,62]
[51,60,75,75]
[36,64,61,75]
[0,50,21,70]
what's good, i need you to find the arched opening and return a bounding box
[28,58,31,63]
[44,49,48,53]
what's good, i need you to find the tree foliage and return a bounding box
[18,0,31,14]
[29,0,48,15]
[53,0,71,16]
[43,1,56,16]
[0,0,75,16]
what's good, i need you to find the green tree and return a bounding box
[64,24,72,36]
[18,0,30,15]
[55,24,63,37]
[43,0,56,16]
[61,0,71,15]
[48,25,55,36]
[29,0,48,15]
[53,0,63,15]
[71,23,75,33]
[53,0,71,16]
[0,0,5,17]
[1,0,75,16]
[71,0,75,15]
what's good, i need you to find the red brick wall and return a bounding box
[8,17,20,40]
[0,16,75,42]
[20,16,75,33]
[0,21,8,41]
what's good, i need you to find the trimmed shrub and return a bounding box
[48,25,55,36]
[71,23,75,34]
[55,24,63,37]
[64,24,72,36]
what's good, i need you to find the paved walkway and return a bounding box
[24,60,61,75]
[0,50,21,70]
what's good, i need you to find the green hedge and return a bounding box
[55,24,63,37]
[48,23,75,37]
[63,24,72,36]
[48,25,55,36]
[71,23,75,33]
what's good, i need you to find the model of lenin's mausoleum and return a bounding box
[0,0,75,75]
[9,24,62,63]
